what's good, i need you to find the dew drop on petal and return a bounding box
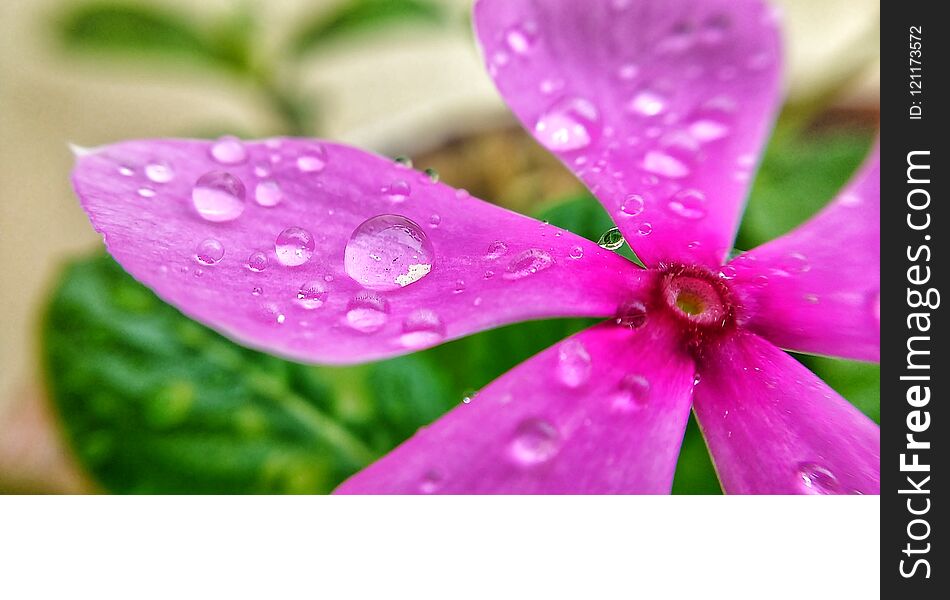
[668,189,707,220]
[394,156,413,168]
[509,419,561,466]
[383,179,411,203]
[194,238,224,265]
[612,374,651,412]
[344,293,390,333]
[137,187,156,198]
[192,171,246,222]
[534,97,600,152]
[615,300,648,329]
[251,286,263,296]
[399,309,445,348]
[688,119,730,142]
[254,180,284,207]
[569,245,584,259]
[246,251,268,272]
[428,214,441,228]
[210,136,247,165]
[776,252,811,275]
[418,471,442,494]
[486,240,509,260]
[344,215,434,290]
[144,162,174,183]
[296,146,328,173]
[275,227,315,267]
[620,194,645,216]
[643,151,690,178]
[597,227,625,250]
[295,280,328,309]
[556,339,592,388]
[637,222,653,236]
[423,168,439,183]
[626,90,667,116]
[798,462,842,494]
[719,265,737,280]
[505,23,537,55]
[503,248,554,280]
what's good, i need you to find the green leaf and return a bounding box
[52,2,248,72]
[290,0,444,56]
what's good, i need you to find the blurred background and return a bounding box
[0,0,880,493]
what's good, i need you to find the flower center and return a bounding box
[659,267,733,329]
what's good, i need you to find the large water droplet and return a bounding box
[344,215,434,290]
[399,309,445,348]
[503,249,554,280]
[612,374,650,412]
[798,462,842,494]
[557,339,592,388]
[642,151,690,178]
[210,136,247,165]
[345,293,390,333]
[534,97,600,152]
[275,227,315,267]
[254,180,283,207]
[194,238,224,265]
[509,419,560,466]
[668,189,707,220]
[192,171,246,222]
[295,280,328,309]
[597,227,625,250]
[145,162,174,183]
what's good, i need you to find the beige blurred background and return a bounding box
[0,0,878,489]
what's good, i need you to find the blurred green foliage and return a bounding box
[52,0,447,135]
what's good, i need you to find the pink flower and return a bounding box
[71,0,879,494]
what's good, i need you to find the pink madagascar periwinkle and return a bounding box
[71,0,880,494]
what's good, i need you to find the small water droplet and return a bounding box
[428,214,441,228]
[668,189,707,219]
[539,77,565,95]
[503,249,554,280]
[455,188,471,200]
[688,119,730,142]
[719,265,737,280]
[144,162,174,183]
[344,215,434,290]
[251,286,263,296]
[486,240,509,260]
[615,300,648,329]
[534,97,600,152]
[626,90,667,116]
[776,252,811,275]
[118,165,134,176]
[137,187,156,198]
[345,293,390,333]
[194,238,224,265]
[418,471,442,494]
[297,146,328,173]
[461,389,479,404]
[383,179,411,203]
[192,171,246,222]
[254,180,284,207]
[210,136,247,165]
[557,339,592,388]
[798,462,842,494]
[644,150,690,177]
[394,156,413,168]
[620,194,645,216]
[509,419,560,466]
[597,227,625,250]
[399,309,445,348]
[423,168,439,183]
[637,222,653,236]
[569,245,584,259]
[246,251,268,272]
[257,301,285,325]
[612,374,650,411]
[295,280,328,309]
[616,62,639,80]
[505,23,537,55]
[275,227,315,267]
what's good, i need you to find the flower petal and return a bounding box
[728,145,880,361]
[336,317,695,494]
[72,138,642,364]
[693,331,880,494]
[473,0,783,267]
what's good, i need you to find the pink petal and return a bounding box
[72,138,643,364]
[727,145,880,361]
[336,316,695,494]
[693,331,880,494]
[473,0,783,267]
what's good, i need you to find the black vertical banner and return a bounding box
[881,1,945,596]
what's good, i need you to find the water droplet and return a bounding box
[638,222,653,236]
[557,339,592,388]
[455,189,471,200]
[137,187,156,198]
[257,302,285,325]
[503,249,554,280]
[428,214,441,228]
[210,136,247,165]
[383,179,411,203]
[688,119,730,142]
[295,280,328,309]
[453,279,466,294]
[254,180,283,207]
[118,165,134,177]
[344,215,434,290]
[275,227,315,267]
[483,270,495,279]
[194,238,224,265]
[534,97,600,152]
[804,293,820,304]
[616,62,639,81]
[192,171,246,222]
[144,162,174,183]
[418,471,442,494]
[620,194,645,216]
[505,23,537,55]
[626,90,667,116]
[615,300,647,329]
[643,150,690,179]
[719,265,737,280]
[399,309,445,348]
[485,240,509,260]
[776,252,810,275]
[394,156,413,168]
[423,168,439,183]
[461,389,478,404]
[251,286,263,296]
[612,374,650,411]
[509,419,560,466]
[246,251,268,272]
[569,245,584,259]
[345,293,390,333]
[798,462,842,494]
[597,227,625,250]
[668,189,707,219]
[296,146,328,173]
[539,77,565,95]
